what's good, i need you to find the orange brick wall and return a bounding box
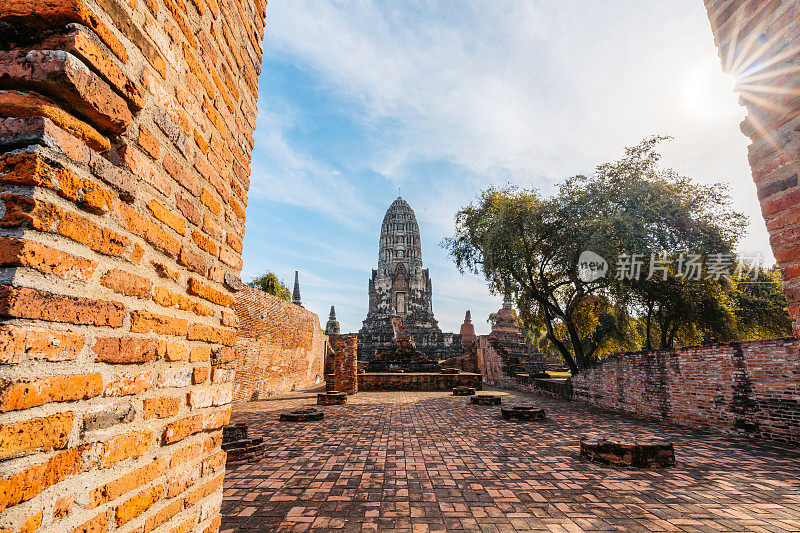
[232,286,326,401]
[0,0,266,529]
[703,0,800,335]
[572,338,800,446]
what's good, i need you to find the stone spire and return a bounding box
[292,271,302,307]
[325,306,340,335]
[502,294,512,309]
[460,310,476,348]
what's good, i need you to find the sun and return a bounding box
[683,56,742,120]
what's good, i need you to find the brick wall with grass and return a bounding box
[0,0,266,529]
[233,286,326,401]
[572,338,800,446]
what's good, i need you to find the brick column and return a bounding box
[330,334,358,394]
[703,1,800,335]
[0,0,265,530]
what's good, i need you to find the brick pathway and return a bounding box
[221,389,800,532]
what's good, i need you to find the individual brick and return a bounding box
[93,337,158,364]
[178,246,207,276]
[0,445,85,512]
[175,193,201,225]
[189,346,209,363]
[1,194,136,260]
[86,459,166,509]
[103,371,154,397]
[115,484,163,526]
[187,323,236,346]
[187,388,231,409]
[0,90,109,151]
[0,237,97,281]
[120,143,172,197]
[162,414,203,444]
[70,509,112,533]
[199,187,221,215]
[99,430,153,467]
[143,396,181,419]
[130,311,188,336]
[0,412,74,460]
[192,366,209,384]
[157,368,193,389]
[0,374,102,412]
[153,287,212,317]
[166,463,199,498]
[156,340,189,362]
[82,401,135,431]
[116,200,182,258]
[163,153,200,196]
[201,450,226,477]
[191,230,217,256]
[138,125,159,158]
[0,50,131,133]
[203,409,230,431]
[40,25,145,108]
[0,286,124,326]
[54,494,73,519]
[0,150,113,214]
[100,268,153,299]
[0,325,84,364]
[182,474,223,508]
[149,199,186,236]
[143,499,184,532]
[170,441,202,469]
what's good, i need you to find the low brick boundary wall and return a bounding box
[233,286,325,401]
[359,373,482,391]
[571,338,800,446]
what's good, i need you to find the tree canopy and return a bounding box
[444,137,788,373]
[248,272,292,301]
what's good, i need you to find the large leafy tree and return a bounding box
[731,265,792,339]
[248,272,292,301]
[444,137,749,373]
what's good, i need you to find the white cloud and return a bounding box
[248,0,773,333]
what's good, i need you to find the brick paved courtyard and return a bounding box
[221,389,800,532]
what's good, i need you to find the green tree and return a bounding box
[731,265,792,339]
[444,137,748,373]
[248,272,292,301]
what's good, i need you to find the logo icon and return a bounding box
[578,251,608,282]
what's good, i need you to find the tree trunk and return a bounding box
[542,308,578,374]
[564,318,587,369]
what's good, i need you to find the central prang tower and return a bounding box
[358,197,459,361]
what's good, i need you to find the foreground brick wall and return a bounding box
[703,1,800,335]
[233,286,325,401]
[572,338,800,445]
[0,0,266,529]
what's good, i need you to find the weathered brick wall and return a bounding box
[358,372,482,392]
[233,286,325,401]
[703,1,800,335]
[0,0,266,528]
[572,338,800,445]
[329,334,357,394]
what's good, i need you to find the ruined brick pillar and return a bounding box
[329,334,358,395]
[703,1,800,335]
[0,0,266,529]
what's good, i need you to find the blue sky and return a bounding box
[241,1,767,335]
